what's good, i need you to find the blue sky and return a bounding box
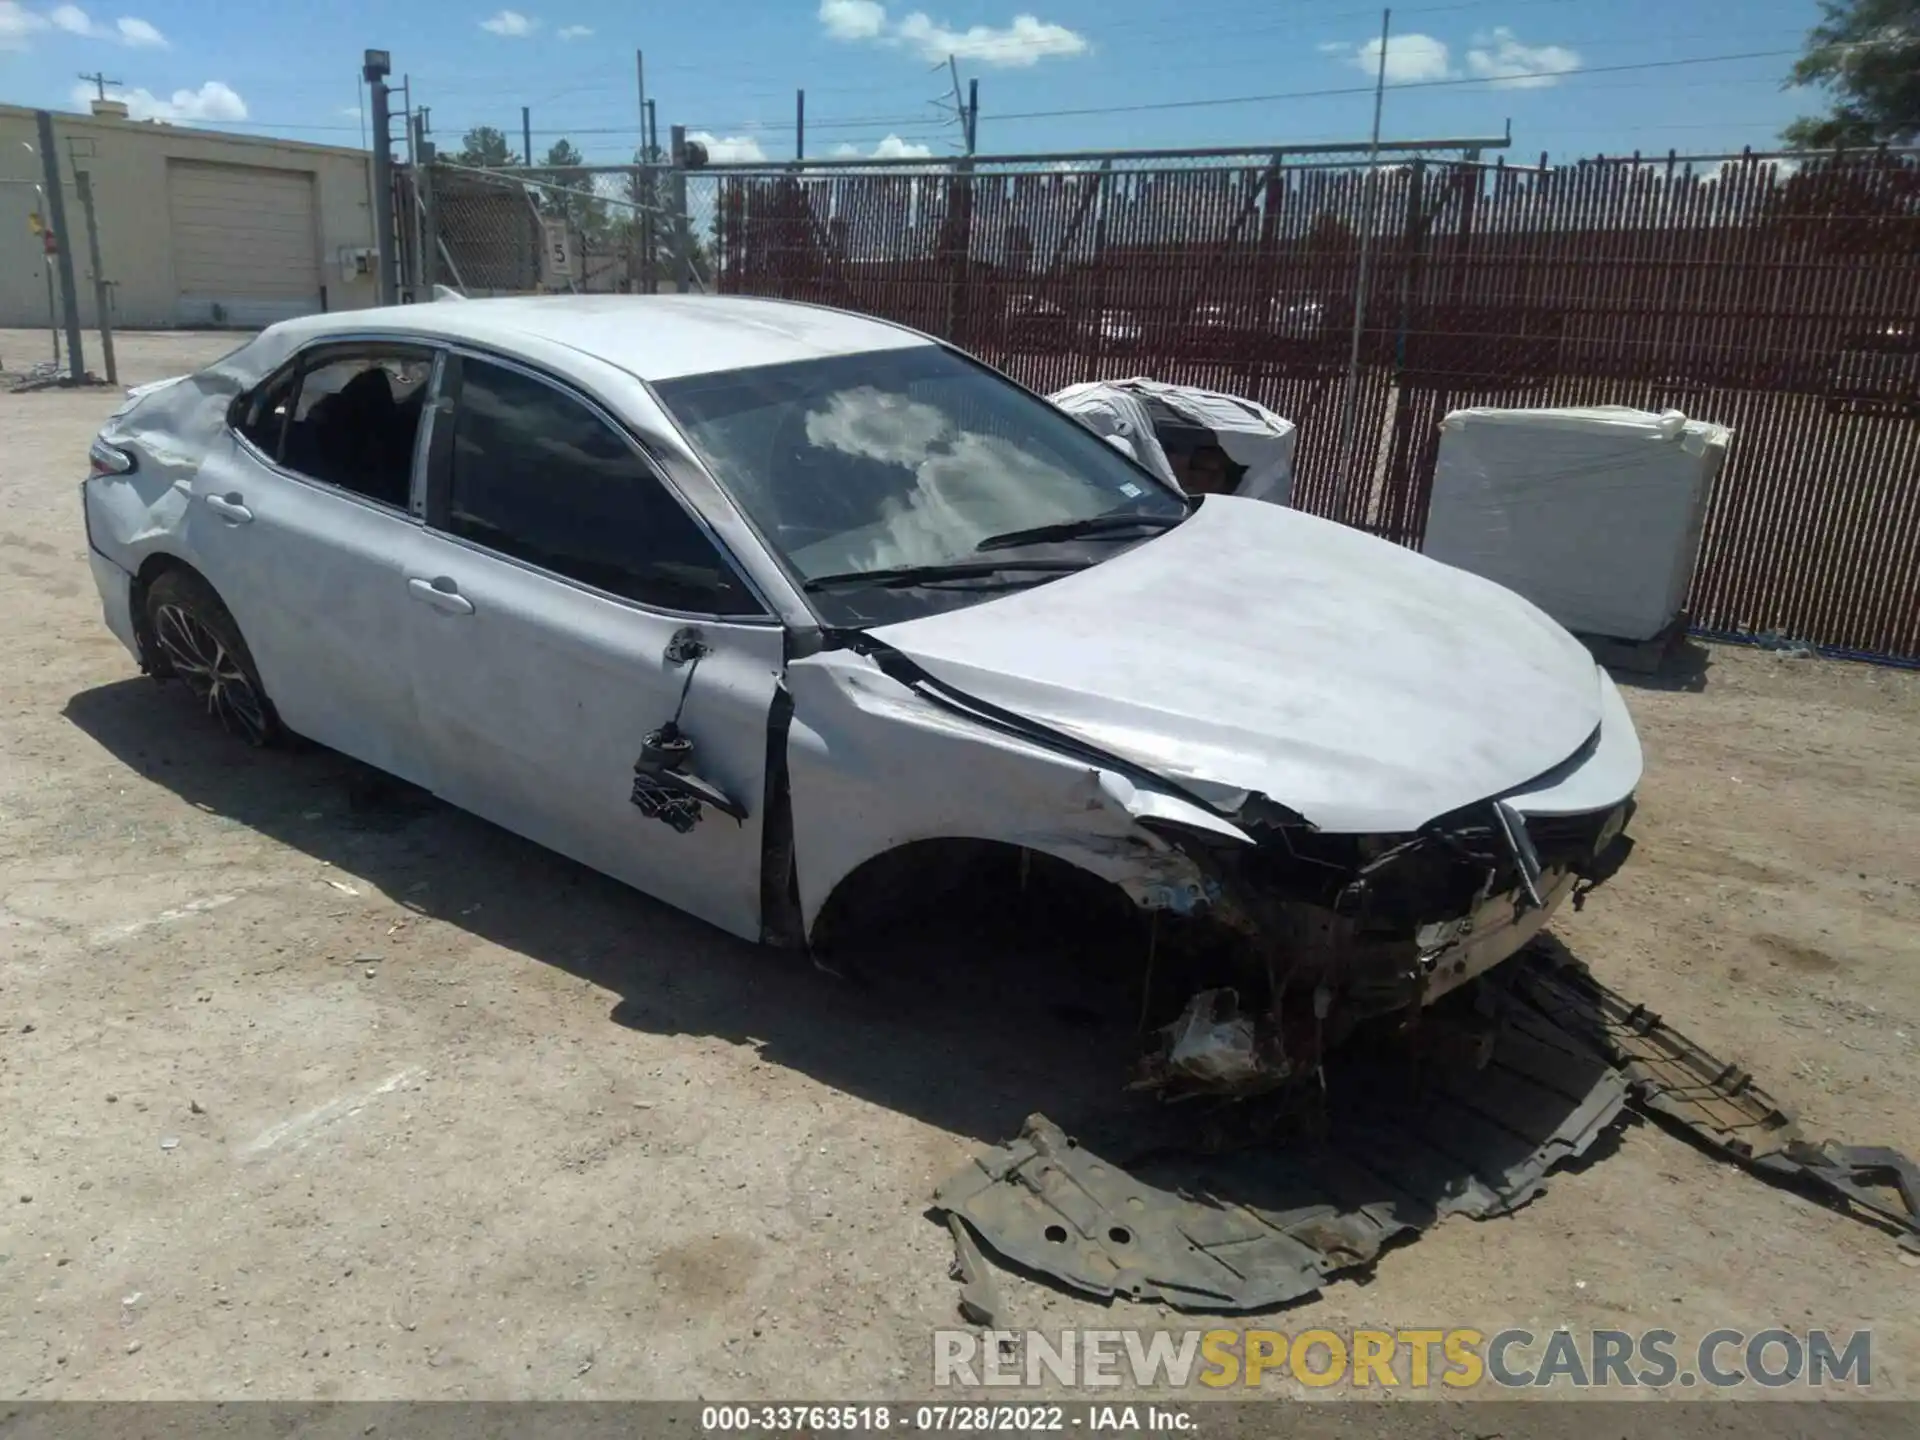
[0,0,1836,164]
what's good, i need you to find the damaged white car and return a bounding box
[83,296,1639,1092]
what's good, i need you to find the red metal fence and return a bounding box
[712,150,1920,661]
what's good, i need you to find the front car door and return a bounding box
[182,340,447,786]
[405,349,786,942]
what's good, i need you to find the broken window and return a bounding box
[440,357,763,616]
[233,366,297,458]
[278,351,435,510]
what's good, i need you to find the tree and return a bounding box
[453,126,519,167]
[535,138,609,237]
[1782,0,1920,148]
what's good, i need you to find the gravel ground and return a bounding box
[2,328,1916,1406]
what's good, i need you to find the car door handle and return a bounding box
[407,576,474,615]
[204,493,252,524]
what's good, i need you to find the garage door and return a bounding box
[167,161,322,326]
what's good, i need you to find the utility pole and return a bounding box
[33,111,84,382]
[363,50,398,306]
[522,106,533,167]
[796,89,805,162]
[1335,8,1391,525]
[77,71,120,103]
[72,167,116,384]
[635,51,647,155]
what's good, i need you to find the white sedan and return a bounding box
[83,295,1641,1089]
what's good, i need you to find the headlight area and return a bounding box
[1129,798,1638,1100]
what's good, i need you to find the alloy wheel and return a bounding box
[152,603,270,745]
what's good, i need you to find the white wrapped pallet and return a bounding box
[1422,406,1732,643]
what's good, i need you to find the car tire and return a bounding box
[144,568,283,747]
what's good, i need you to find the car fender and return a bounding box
[784,646,1253,939]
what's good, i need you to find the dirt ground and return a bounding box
[2,328,1917,1405]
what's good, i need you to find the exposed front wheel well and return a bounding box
[807,837,1146,958]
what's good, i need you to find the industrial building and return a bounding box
[0,98,378,331]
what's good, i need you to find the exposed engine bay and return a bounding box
[1128,791,1636,1097]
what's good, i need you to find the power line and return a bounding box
[981,47,1811,125]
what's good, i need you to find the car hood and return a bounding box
[865,496,1607,833]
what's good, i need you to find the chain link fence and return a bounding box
[405,159,714,298]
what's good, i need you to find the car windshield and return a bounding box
[653,346,1188,624]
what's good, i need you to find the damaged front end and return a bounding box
[1132,794,1637,1099]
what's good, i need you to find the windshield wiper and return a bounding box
[973,511,1183,552]
[802,558,1090,593]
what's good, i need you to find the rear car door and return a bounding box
[407,350,786,941]
[182,341,447,785]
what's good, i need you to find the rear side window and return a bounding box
[442,357,763,616]
[234,348,433,511]
[283,353,433,509]
[234,368,296,457]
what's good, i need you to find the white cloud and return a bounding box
[338,105,362,119]
[45,5,161,44]
[894,11,1086,65]
[1315,40,1349,56]
[479,9,536,36]
[1465,28,1580,89]
[688,130,767,163]
[557,23,592,39]
[0,2,50,50]
[72,79,248,122]
[819,0,886,40]
[821,2,1088,69]
[870,132,933,159]
[1351,32,1453,83]
[38,4,165,45]
[833,133,935,159]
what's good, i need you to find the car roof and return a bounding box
[265,293,935,382]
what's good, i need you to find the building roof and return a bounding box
[273,294,936,380]
[0,103,374,162]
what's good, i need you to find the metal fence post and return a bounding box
[72,168,116,386]
[418,142,438,291]
[364,50,398,306]
[34,111,85,383]
[670,125,692,291]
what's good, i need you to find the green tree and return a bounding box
[535,138,609,237]
[453,125,519,167]
[1782,0,1920,147]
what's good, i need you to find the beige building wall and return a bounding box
[0,104,379,332]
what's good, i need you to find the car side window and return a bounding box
[444,357,763,617]
[234,366,297,458]
[275,351,433,510]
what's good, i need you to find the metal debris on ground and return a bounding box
[1519,939,1920,1254]
[932,941,1920,1318]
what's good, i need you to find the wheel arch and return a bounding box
[129,552,206,676]
[805,832,1159,955]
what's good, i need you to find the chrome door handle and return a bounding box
[205,493,252,523]
[407,576,474,615]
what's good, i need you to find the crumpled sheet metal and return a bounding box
[934,984,1630,1312]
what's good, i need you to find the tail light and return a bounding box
[89,436,135,477]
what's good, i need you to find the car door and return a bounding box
[406,349,786,942]
[182,341,447,786]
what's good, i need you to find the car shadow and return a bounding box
[62,676,1142,1149]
